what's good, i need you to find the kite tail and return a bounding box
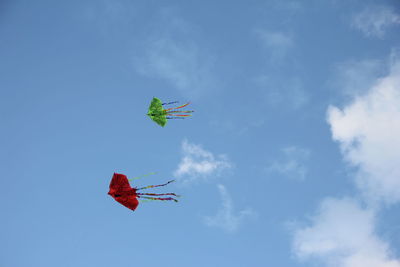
[137,192,181,197]
[128,172,156,181]
[166,117,185,119]
[166,110,194,114]
[167,114,192,117]
[165,102,191,111]
[162,101,179,105]
[137,180,175,191]
[137,196,179,202]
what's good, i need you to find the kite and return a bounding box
[108,173,179,211]
[147,97,194,127]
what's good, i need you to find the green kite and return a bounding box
[147,97,193,127]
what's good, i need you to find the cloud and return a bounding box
[293,197,400,267]
[327,56,400,204]
[291,52,400,267]
[351,5,400,38]
[208,118,265,137]
[133,12,217,98]
[174,140,232,184]
[330,59,384,97]
[255,30,294,62]
[82,0,137,31]
[269,1,302,12]
[255,75,309,109]
[203,184,255,233]
[254,26,309,111]
[266,146,310,180]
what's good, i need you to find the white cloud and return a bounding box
[351,5,400,38]
[269,1,302,12]
[331,59,384,97]
[255,30,294,62]
[293,197,400,267]
[255,75,309,109]
[292,53,400,267]
[257,30,293,49]
[135,37,215,97]
[327,57,400,204]
[174,140,232,184]
[203,184,255,233]
[266,146,310,180]
[133,13,216,98]
[82,0,137,31]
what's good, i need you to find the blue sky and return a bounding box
[1,1,400,266]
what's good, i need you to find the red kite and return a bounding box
[108,173,179,211]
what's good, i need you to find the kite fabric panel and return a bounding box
[108,173,139,211]
[147,97,194,127]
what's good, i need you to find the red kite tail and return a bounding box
[137,196,178,202]
[137,180,175,191]
[137,192,181,197]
